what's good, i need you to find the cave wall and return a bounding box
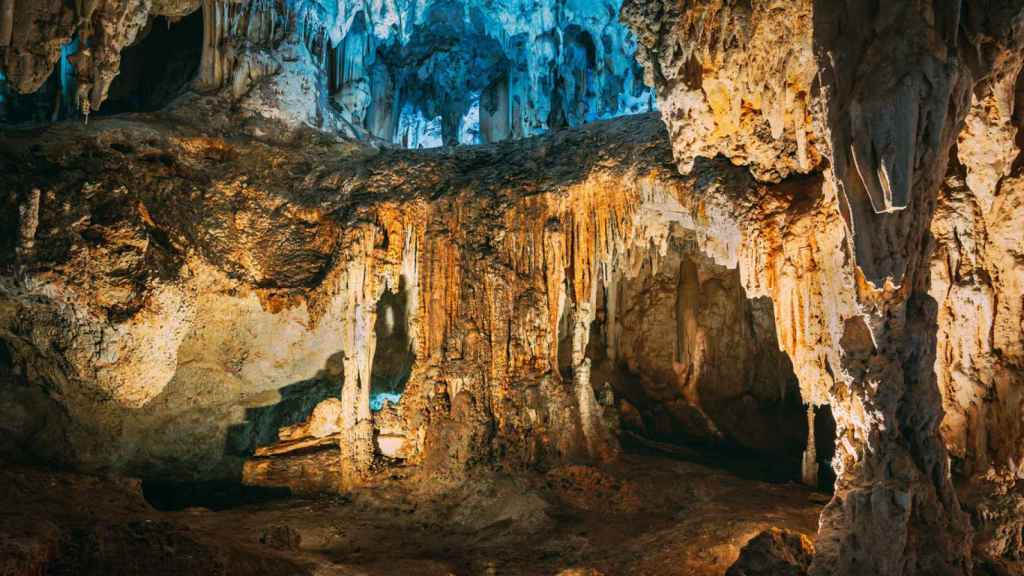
[0,115,646,480]
[621,0,1024,573]
[0,109,817,496]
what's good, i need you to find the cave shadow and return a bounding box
[370,276,415,410]
[143,354,343,511]
[602,344,814,486]
[98,10,204,116]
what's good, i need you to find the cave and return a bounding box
[370,277,415,411]
[553,228,814,484]
[97,11,203,115]
[811,405,837,493]
[2,1,1023,576]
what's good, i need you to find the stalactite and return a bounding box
[337,229,378,488]
[197,0,229,91]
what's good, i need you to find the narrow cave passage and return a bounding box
[98,10,203,115]
[369,278,416,461]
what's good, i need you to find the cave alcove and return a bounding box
[370,277,416,411]
[97,10,204,116]
[813,404,838,492]
[0,38,79,124]
[571,230,834,488]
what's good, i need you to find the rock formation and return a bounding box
[726,528,815,576]
[622,0,1024,573]
[1,1,1024,575]
[1,112,803,487]
[1,0,653,144]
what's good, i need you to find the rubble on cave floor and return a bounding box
[0,450,824,576]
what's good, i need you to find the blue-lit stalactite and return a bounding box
[0,37,79,124]
[321,0,656,148]
[3,0,655,140]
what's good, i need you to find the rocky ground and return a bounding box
[0,446,824,576]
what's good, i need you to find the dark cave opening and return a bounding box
[370,277,416,411]
[564,25,597,71]
[574,233,834,488]
[813,404,838,492]
[98,10,203,116]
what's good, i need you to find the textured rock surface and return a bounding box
[1,0,653,145]
[622,1,1024,574]
[2,113,805,489]
[726,528,815,576]
[598,247,805,463]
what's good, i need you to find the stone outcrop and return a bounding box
[726,528,815,576]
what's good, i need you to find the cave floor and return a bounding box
[1,449,826,576]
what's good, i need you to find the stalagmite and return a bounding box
[0,0,13,48]
[16,187,40,260]
[801,405,817,488]
[572,299,606,460]
[337,236,379,488]
[197,0,229,91]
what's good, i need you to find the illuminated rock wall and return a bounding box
[622,1,1024,573]
[0,0,653,145]
[0,114,759,486]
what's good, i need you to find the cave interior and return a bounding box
[1,1,1022,576]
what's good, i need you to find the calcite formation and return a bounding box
[1,113,805,491]
[2,1,1024,576]
[1,0,652,145]
[623,0,1024,573]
